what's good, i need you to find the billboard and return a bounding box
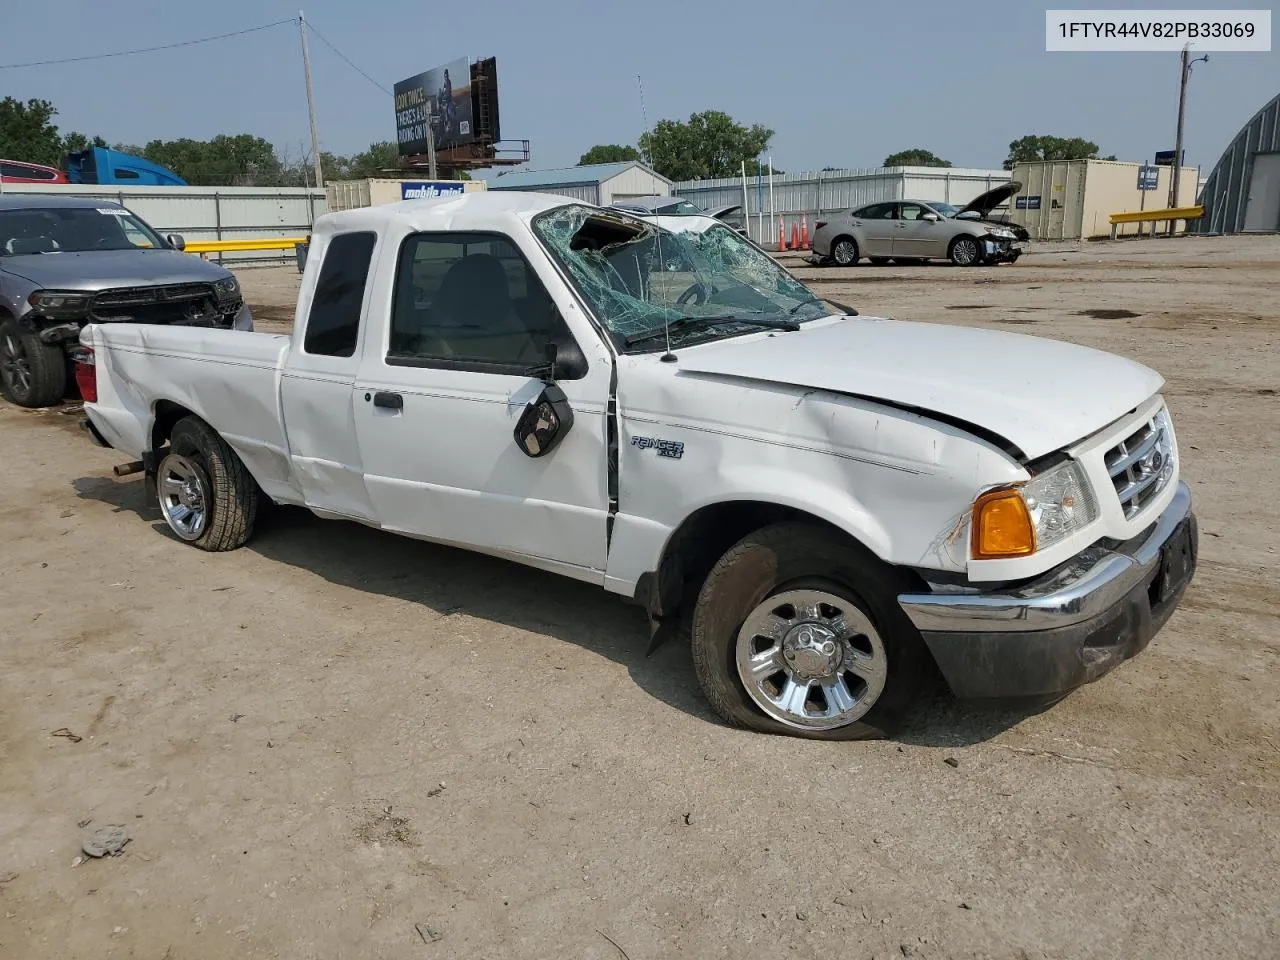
[400,181,466,200]
[394,58,474,157]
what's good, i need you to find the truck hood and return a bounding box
[1,250,231,290]
[674,317,1164,461]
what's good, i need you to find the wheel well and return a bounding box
[151,400,196,453]
[640,501,871,620]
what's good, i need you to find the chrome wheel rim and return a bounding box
[1,332,31,396]
[157,454,210,541]
[953,238,979,265]
[833,241,856,265]
[735,588,888,731]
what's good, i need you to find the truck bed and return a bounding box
[83,323,298,501]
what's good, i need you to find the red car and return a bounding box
[0,159,69,184]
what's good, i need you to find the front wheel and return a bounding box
[690,523,929,740]
[949,236,982,266]
[0,318,67,408]
[157,416,258,551]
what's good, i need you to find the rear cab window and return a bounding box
[303,232,377,358]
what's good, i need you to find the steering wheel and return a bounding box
[676,282,707,306]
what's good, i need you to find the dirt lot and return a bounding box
[2,236,1277,960]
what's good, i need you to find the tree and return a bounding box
[638,111,773,182]
[1004,135,1109,170]
[140,134,284,186]
[0,97,65,167]
[883,148,951,168]
[61,132,108,155]
[578,144,641,166]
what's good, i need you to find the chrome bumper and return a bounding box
[898,482,1196,699]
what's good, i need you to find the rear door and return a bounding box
[855,202,898,256]
[279,230,380,522]
[352,229,612,578]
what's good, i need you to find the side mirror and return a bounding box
[921,212,940,222]
[167,234,186,251]
[514,382,575,458]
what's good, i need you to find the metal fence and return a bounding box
[673,167,1012,247]
[0,183,327,265]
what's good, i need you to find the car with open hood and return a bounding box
[811,182,1026,267]
[0,195,252,408]
[75,192,1196,741]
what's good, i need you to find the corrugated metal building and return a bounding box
[1007,160,1199,240]
[1194,91,1280,234]
[672,167,1011,245]
[487,161,671,204]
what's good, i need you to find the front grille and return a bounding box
[91,283,222,325]
[1104,411,1174,519]
[93,283,214,310]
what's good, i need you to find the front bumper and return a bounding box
[898,482,1197,700]
[982,238,1021,263]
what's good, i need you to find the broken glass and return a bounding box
[532,205,835,350]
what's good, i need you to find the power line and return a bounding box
[304,22,392,96]
[0,18,297,70]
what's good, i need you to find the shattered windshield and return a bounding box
[532,204,832,349]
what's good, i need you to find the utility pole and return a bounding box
[298,10,324,189]
[1168,43,1208,231]
[425,105,438,180]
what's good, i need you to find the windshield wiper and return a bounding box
[787,296,858,316]
[624,314,799,347]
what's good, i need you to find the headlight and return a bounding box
[27,290,91,315]
[1022,459,1099,550]
[214,276,240,297]
[971,460,1099,559]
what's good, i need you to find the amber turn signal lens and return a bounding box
[971,489,1036,559]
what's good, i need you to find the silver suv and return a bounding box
[0,195,252,407]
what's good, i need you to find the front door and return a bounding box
[353,230,611,578]
[893,202,947,259]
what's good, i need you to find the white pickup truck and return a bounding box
[77,192,1197,740]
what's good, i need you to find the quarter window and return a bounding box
[303,231,376,358]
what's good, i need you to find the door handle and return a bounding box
[373,391,403,410]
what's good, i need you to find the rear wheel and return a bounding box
[831,238,859,266]
[949,236,982,266]
[0,318,67,408]
[690,523,929,740]
[158,416,258,551]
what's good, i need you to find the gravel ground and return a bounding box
[1,235,1276,960]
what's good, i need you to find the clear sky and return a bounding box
[3,0,1276,178]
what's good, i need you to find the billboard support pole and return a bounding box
[425,105,438,180]
[298,10,324,189]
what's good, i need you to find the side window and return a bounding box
[900,203,923,221]
[388,232,564,369]
[303,231,377,358]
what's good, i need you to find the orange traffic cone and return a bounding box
[778,218,788,251]
[790,223,800,250]
[800,213,809,250]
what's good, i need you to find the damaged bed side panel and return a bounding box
[82,323,301,504]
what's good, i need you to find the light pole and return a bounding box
[1168,43,1208,229]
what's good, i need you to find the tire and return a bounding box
[690,522,930,740]
[949,236,982,266]
[0,318,67,408]
[868,257,891,265]
[831,237,859,266]
[157,416,258,551]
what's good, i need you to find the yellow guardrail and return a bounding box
[1109,206,1203,239]
[184,237,308,254]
